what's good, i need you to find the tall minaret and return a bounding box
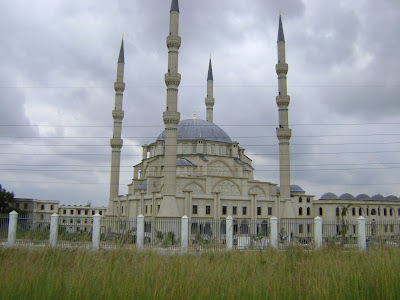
[107,39,125,215]
[205,57,215,123]
[158,0,182,217]
[276,14,292,202]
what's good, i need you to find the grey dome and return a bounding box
[276,185,304,194]
[386,195,399,201]
[339,193,355,200]
[319,192,339,200]
[157,119,232,143]
[176,158,196,166]
[355,194,371,200]
[371,194,385,201]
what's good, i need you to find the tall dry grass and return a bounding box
[0,247,399,299]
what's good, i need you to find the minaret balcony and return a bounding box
[163,111,180,125]
[166,35,181,49]
[205,97,215,106]
[112,110,124,120]
[276,128,292,140]
[276,63,288,75]
[114,82,125,92]
[110,138,123,148]
[276,95,290,107]
[165,72,181,87]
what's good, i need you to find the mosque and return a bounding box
[106,0,400,227]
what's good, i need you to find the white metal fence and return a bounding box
[1,211,399,253]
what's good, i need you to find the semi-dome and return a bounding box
[339,193,355,200]
[371,194,385,201]
[386,195,399,201]
[319,192,339,200]
[157,119,233,143]
[276,185,304,194]
[355,194,371,200]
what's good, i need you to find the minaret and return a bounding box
[205,57,215,123]
[158,0,182,217]
[276,14,292,202]
[107,39,125,215]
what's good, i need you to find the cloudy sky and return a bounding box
[1,0,400,207]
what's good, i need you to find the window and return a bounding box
[307,207,311,216]
[367,208,369,216]
[85,210,88,215]
[183,143,188,154]
[192,143,196,153]
[319,207,323,216]
[299,207,303,216]
[384,208,387,216]
[336,207,340,216]
[99,211,103,216]
[257,206,262,216]
[219,146,222,155]
[92,211,95,215]
[145,205,148,214]
[242,205,247,215]
[222,204,227,215]
[232,204,237,215]
[378,208,380,216]
[62,219,66,224]
[78,210,81,215]
[41,205,45,211]
[307,197,311,203]
[70,219,73,224]
[84,219,88,224]
[70,210,74,215]
[192,204,198,215]
[50,205,54,211]
[240,220,249,234]
[384,225,388,233]
[390,209,393,216]
[206,203,211,215]
[268,206,272,216]
[299,197,302,203]
[24,203,28,210]
[352,208,355,216]
[211,145,215,154]
[398,208,400,216]
[371,208,376,216]
[299,224,303,234]
[359,208,362,216]
[158,204,161,212]
[16,203,20,209]
[77,219,81,224]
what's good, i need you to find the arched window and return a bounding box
[359,208,362,216]
[307,197,311,203]
[192,201,198,215]
[336,207,340,216]
[299,207,303,216]
[209,161,232,177]
[232,203,237,215]
[215,180,240,195]
[299,197,303,203]
[352,208,355,216]
[205,202,211,215]
[319,207,323,216]
[371,208,377,216]
[306,207,311,216]
[222,202,227,215]
[390,208,393,216]
[242,203,247,215]
[384,208,387,216]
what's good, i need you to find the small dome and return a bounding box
[319,192,339,200]
[371,194,385,201]
[355,194,371,200]
[157,119,233,143]
[276,185,305,194]
[176,158,196,166]
[386,195,399,201]
[339,193,355,200]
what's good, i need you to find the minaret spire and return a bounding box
[205,57,215,123]
[275,14,292,209]
[158,0,182,217]
[107,38,125,215]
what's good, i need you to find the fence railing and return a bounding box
[2,211,399,252]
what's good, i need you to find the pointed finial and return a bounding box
[170,0,179,12]
[278,14,285,42]
[207,57,213,81]
[118,38,124,64]
[193,109,197,119]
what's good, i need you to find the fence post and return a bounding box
[137,214,144,250]
[92,213,101,251]
[7,211,18,247]
[226,216,233,251]
[49,213,59,248]
[357,216,366,252]
[314,216,323,249]
[270,217,278,249]
[181,215,189,254]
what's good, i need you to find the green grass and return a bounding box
[1,247,400,299]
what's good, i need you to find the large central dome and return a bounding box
[157,119,233,143]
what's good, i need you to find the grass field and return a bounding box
[1,247,400,299]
